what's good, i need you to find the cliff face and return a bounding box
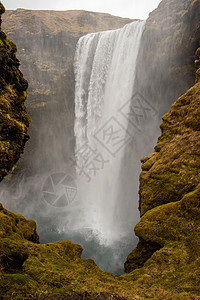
[124,47,200,294]
[135,0,200,116]
[124,0,200,277]
[0,3,29,181]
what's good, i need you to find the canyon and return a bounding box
[0,0,200,298]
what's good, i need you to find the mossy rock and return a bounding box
[139,76,200,216]
[0,2,5,15]
[1,201,198,299]
[124,48,200,299]
[0,2,30,181]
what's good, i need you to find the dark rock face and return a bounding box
[124,238,162,273]
[135,0,200,117]
[0,2,29,181]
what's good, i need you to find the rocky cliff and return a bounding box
[124,45,200,295]
[0,3,29,181]
[124,0,200,276]
[135,0,200,116]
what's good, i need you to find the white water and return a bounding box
[62,20,146,272]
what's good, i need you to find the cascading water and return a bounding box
[63,20,147,273]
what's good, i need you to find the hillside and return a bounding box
[3,9,133,35]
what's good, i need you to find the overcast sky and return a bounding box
[2,0,162,19]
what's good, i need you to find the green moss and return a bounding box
[7,39,17,53]
[0,274,39,299]
[139,80,200,216]
[141,153,157,171]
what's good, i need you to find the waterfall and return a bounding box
[70,20,146,273]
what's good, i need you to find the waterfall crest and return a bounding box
[71,21,146,273]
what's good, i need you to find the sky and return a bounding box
[2,0,162,19]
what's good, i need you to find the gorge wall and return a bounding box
[0,3,29,181]
[135,0,200,116]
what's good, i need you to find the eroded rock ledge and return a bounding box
[0,2,29,181]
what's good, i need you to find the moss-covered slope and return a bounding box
[0,203,142,300]
[0,2,29,181]
[1,201,198,300]
[124,48,200,297]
